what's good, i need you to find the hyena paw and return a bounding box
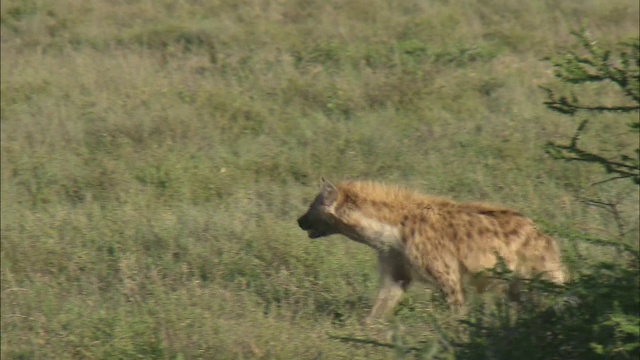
[361,316,386,328]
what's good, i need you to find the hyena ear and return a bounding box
[320,178,338,205]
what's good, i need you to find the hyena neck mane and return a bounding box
[335,180,522,220]
[335,181,448,220]
[331,181,524,252]
[332,181,447,251]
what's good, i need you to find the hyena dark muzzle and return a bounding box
[297,211,334,239]
[298,180,340,239]
[297,195,338,239]
[296,213,315,236]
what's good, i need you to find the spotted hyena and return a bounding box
[297,179,567,323]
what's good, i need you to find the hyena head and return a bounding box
[297,179,340,239]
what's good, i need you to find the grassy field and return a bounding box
[1,1,639,359]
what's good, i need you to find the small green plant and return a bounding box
[446,231,639,360]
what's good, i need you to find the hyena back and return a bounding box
[297,179,567,323]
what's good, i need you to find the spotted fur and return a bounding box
[297,179,567,323]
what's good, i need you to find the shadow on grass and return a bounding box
[329,334,427,353]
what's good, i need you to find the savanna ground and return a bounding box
[1,1,639,359]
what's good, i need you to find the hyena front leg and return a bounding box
[367,277,406,323]
[365,252,412,325]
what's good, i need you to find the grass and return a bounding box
[1,0,639,359]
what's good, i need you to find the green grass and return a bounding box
[1,0,639,359]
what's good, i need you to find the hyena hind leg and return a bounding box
[544,264,569,285]
[424,260,465,313]
[527,233,569,286]
[440,279,465,313]
[508,264,567,305]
